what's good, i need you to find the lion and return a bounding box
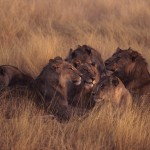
[92,75,133,108]
[74,60,100,90]
[105,47,150,105]
[0,65,34,90]
[32,57,82,121]
[68,61,100,109]
[65,45,106,77]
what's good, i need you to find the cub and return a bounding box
[92,75,133,108]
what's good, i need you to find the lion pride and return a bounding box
[105,47,150,106]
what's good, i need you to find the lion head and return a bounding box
[66,45,93,64]
[92,75,132,107]
[105,47,148,85]
[73,60,99,90]
[92,75,120,102]
[49,57,82,86]
[65,45,106,76]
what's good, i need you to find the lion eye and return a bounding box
[100,83,105,89]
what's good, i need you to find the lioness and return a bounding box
[105,47,150,105]
[0,65,33,90]
[68,61,100,109]
[92,75,132,108]
[32,57,82,121]
[66,45,106,77]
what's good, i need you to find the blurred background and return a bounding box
[0,0,149,77]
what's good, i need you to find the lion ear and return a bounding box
[116,47,121,52]
[51,63,60,70]
[73,60,81,68]
[112,77,119,87]
[49,59,54,64]
[128,47,132,50]
[49,58,61,70]
[69,48,73,54]
[54,56,63,61]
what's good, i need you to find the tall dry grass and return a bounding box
[0,0,150,149]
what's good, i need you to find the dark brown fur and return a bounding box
[105,47,150,105]
[32,57,82,121]
[65,45,106,77]
[68,62,100,109]
[0,65,33,90]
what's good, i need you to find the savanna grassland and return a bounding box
[0,0,150,149]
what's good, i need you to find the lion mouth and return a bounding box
[94,97,104,102]
[72,77,81,85]
[84,81,93,90]
[106,67,115,72]
[105,65,116,72]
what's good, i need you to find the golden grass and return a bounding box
[0,0,150,149]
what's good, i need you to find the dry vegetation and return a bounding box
[0,0,150,149]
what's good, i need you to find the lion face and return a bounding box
[72,60,99,90]
[92,75,119,103]
[61,62,82,85]
[49,57,82,85]
[105,48,138,81]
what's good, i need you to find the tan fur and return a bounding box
[114,82,132,107]
[32,57,82,121]
[93,75,133,108]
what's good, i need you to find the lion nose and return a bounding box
[91,76,95,81]
[92,92,95,96]
[79,73,83,77]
